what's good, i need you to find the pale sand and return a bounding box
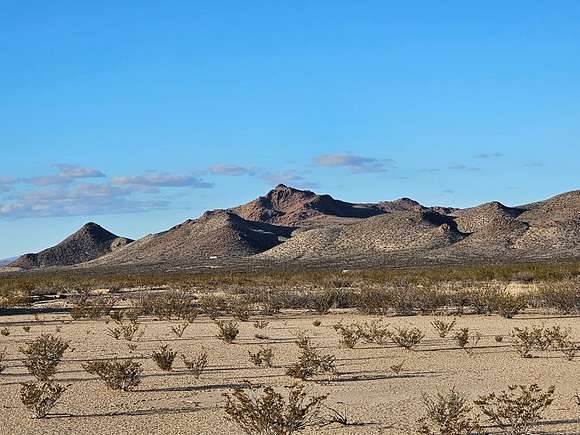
[0,310,578,434]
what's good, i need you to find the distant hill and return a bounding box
[8,188,580,270]
[8,223,133,269]
[0,257,17,267]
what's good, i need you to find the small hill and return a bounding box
[260,210,464,260]
[231,184,386,226]
[9,223,133,269]
[91,210,294,266]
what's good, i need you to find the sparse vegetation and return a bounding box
[215,320,240,343]
[392,326,424,351]
[431,318,456,338]
[475,384,555,435]
[223,383,327,435]
[181,349,208,379]
[19,334,69,381]
[333,322,361,349]
[453,328,481,355]
[152,344,177,371]
[82,359,143,391]
[249,347,274,367]
[418,389,481,435]
[286,333,337,380]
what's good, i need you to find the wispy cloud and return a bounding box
[313,154,392,173]
[111,173,214,188]
[0,183,169,218]
[448,164,481,172]
[475,152,503,159]
[260,170,318,189]
[209,164,255,176]
[0,177,13,192]
[21,164,106,186]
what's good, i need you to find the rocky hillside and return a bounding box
[9,223,133,269]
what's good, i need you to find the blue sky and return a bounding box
[1,1,579,258]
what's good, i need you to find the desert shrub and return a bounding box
[182,349,208,379]
[332,322,361,349]
[353,288,391,314]
[490,291,528,318]
[392,326,424,351]
[248,347,274,367]
[550,329,577,361]
[19,334,69,381]
[453,328,481,355]
[152,344,177,371]
[1,327,10,336]
[356,319,391,345]
[107,319,143,342]
[137,290,197,320]
[20,381,66,418]
[198,294,229,319]
[0,290,33,309]
[474,384,555,435]
[286,333,336,380]
[535,281,580,313]
[418,388,481,435]
[431,318,456,338]
[495,335,504,343]
[253,320,269,329]
[70,296,115,320]
[170,322,189,338]
[215,320,239,343]
[223,383,327,435]
[82,359,142,391]
[0,347,6,373]
[390,360,405,374]
[411,285,449,315]
[308,290,335,314]
[510,324,571,358]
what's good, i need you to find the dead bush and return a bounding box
[248,346,274,367]
[152,344,177,371]
[286,333,337,380]
[215,320,239,343]
[431,318,456,338]
[418,388,481,435]
[474,384,555,435]
[181,349,208,379]
[170,322,189,338]
[82,359,142,391]
[19,334,69,381]
[223,383,327,435]
[20,381,66,418]
[392,326,424,351]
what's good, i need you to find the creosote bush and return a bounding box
[215,320,239,343]
[136,290,197,321]
[20,381,66,418]
[418,388,481,435]
[510,324,573,358]
[19,334,69,381]
[357,319,391,346]
[82,359,142,391]
[70,296,116,320]
[152,344,177,371]
[453,328,481,355]
[253,320,269,329]
[182,349,208,379]
[286,333,336,381]
[332,322,361,349]
[223,383,328,435]
[475,384,555,435]
[431,318,456,338]
[391,326,424,351]
[107,319,143,342]
[249,347,274,367]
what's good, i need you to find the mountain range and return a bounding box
[5,185,580,271]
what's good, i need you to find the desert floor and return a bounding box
[0,308,579,434]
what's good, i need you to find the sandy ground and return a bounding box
[0,309,579,435]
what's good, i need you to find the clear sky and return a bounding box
[1,1,579,258]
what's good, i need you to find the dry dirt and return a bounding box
[0,309,579,434]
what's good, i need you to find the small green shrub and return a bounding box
[215,320,239,343]
[82,359,142,391]
[19,334,69,381]
[392,326,424,351]
[248,347,274,367]
[20,381,66,418]
[152,344,177,371]
[418,388,481,435]
[431,318,456,338]
[182,349,208,379]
